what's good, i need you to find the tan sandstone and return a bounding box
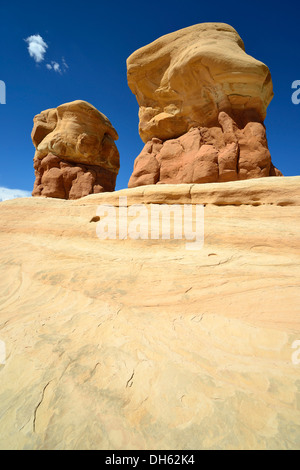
[127,23,273,143]
[0,176,299,450]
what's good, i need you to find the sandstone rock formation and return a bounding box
[129,112,282,187]
[127,23,282,187]
[32,100,120,199]
[0,176,300,450]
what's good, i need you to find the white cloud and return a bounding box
[62,57,69,70]
[46,61,61,73]
[0,187,31,202]
[25,34,48,63]
[52,61,61,73]
[25,34,69,73]
[46,58,69,74]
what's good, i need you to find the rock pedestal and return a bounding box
[129,112,282,187]
[32,100,120,199]
[127,23,282,187]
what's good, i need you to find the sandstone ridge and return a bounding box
[81,175,300,207]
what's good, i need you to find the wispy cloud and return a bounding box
[45,58,68,74]
[62,57,69,70]
[0,187,31,202]
[25,34,48,63]
[46,61,61,73]
[25,34,69,73]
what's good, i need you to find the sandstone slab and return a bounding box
[0,177,299,449]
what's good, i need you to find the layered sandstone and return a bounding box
[0,176,300,450]
[32,100,120,199]
[127,23,282,187]
[127,23,273,142]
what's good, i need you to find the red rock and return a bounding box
[33,154,117,199]
[128,112,282,188]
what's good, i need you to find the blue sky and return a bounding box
[0,0,299,198]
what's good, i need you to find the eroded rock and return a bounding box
[127,23,273,143]
[127,23,282,187]
[128,112,282,187]
[32,100,120,199]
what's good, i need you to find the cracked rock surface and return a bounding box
[0,177,299,449]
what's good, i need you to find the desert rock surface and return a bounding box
[32,100,120,199]
[0,176,299,450]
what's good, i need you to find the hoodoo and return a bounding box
[127,23,282,187]
[32,100,120,199]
